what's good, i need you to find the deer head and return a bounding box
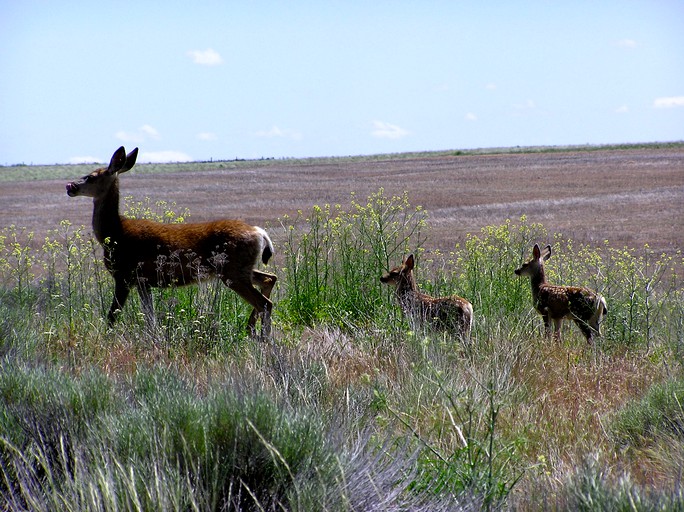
[66,147,138,199]
[514,243,551,278]
[380,253,415,288]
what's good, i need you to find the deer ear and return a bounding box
[532,244,541,259]
[543,245,552,261]
[120,147,139,173]
[107,147,128,175]
[405,254,415,269]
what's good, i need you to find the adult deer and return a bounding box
[66,146,277,339]
[515,243,607,343]
[380,254,473,340]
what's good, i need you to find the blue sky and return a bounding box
[1,1,683,165]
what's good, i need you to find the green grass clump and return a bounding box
[0,366,303,510]
[0,362,453,511]
[609,376,684,448]
[555,452,684,511]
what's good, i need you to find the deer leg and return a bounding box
[541,311,552,338]
[227,279,273,340]
[252,270,277,297]
[588,308,604,337]
[574,319,595,344]
[552,318,563,342]
[108,279,131,325]
[459,308,473,341]
[247,270,277,329]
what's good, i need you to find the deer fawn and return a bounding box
[515,243,607,343]
[66,146,277,339]
[380,254,473,339]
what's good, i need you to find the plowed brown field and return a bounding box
[2,147,682,255]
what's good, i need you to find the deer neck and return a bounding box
[92,181,124,245]
[529,265,547,303]
[395,274,420,309]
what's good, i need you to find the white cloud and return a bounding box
[139,151,193,163]
[187,48,223,66]
[69,156,102,164]
[485,83,497,90]
[115,125,161,143]
[371,120,409,139]
[512,99,536,110]
[115,130,142,143]
[615,105,629,114]
[653,96,684,108]
[139,124,161,139]
[465,112,477,121]
[255,126,284,138]
[255,125,302,140]
[197,132,218,141]
[616,39,637,48]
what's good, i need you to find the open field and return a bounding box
[1,144,684,510]
[1,144,683,256]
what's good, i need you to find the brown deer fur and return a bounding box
[66,146,276,339]
[380,254,473,339]
[515,243,607,343]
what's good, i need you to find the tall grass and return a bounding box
[0,365,400,511]
[277,189,427,328]
[1,189,683,510]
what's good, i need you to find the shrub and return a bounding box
[609,376,684,449]
[557,452,684,511]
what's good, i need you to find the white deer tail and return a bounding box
[599,295,607,316]
[256,226,274,264]
[463,302,474,340]
[591,295,608,334]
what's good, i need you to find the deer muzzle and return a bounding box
[66,182,79,197]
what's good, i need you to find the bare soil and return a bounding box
[1,147,683,256]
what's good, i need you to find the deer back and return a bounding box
[414,292,473,333]
[536,284,598,320]
[112,218,271,287]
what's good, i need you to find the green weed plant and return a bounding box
[277,188,427,328]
